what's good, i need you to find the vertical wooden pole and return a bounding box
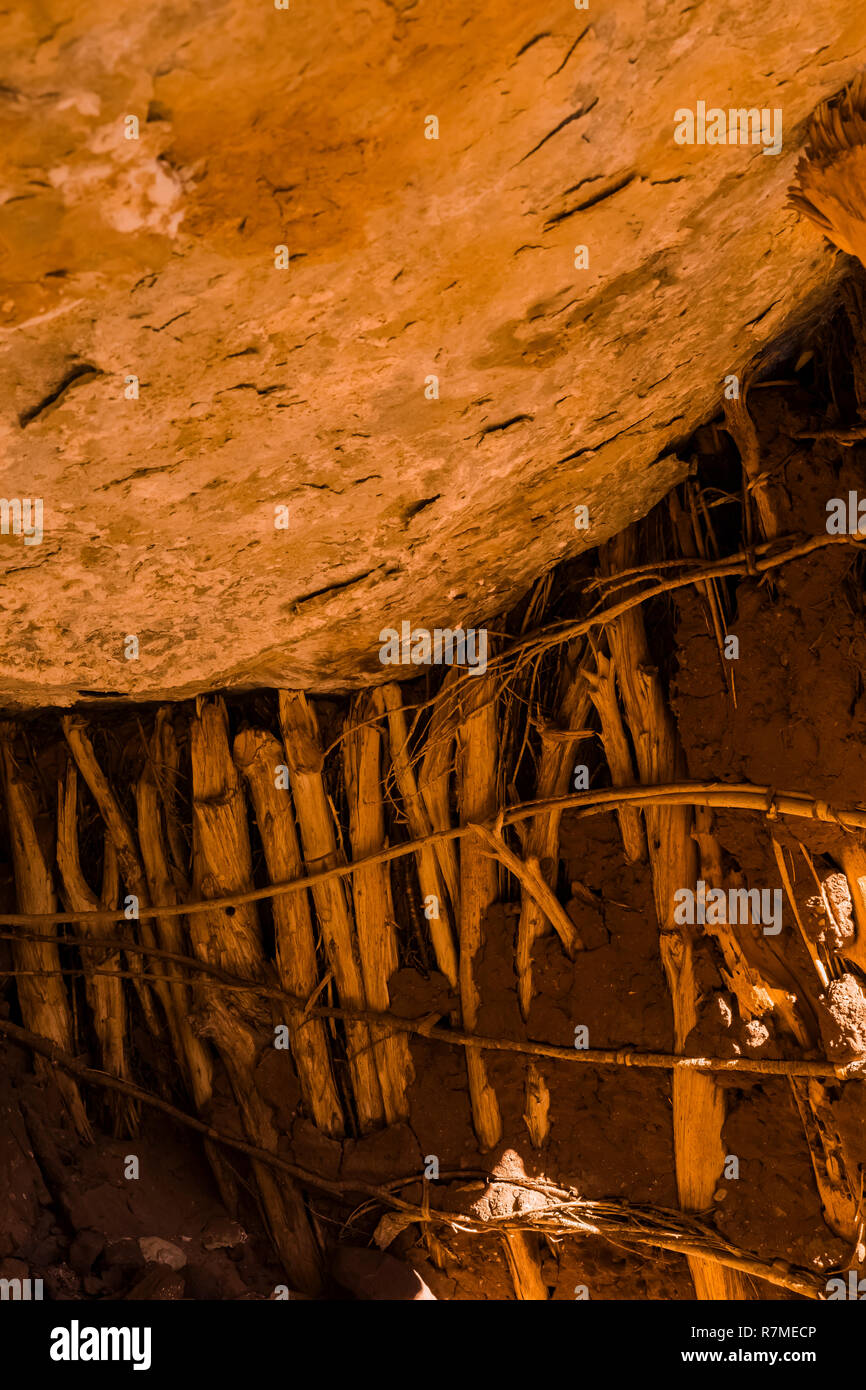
[136,713,213,1112]
[190,697,323,1293]
[343,689,413,1124]
[381,682,459,985]
[602,529,750,1300]
[234,726,344,1138]
[56,762,134,1132]
[278,690,385,1132]
[515,642,595,1019]
[61,716,162,1036]
[0,725,91,1141]
[419,672,461,913]
[455,674,502,1152]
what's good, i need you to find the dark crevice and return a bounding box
[220,382,287,396]
[516,32,549,58]
[19,363,102,428]
[745,298,782,328]
[556,410,655,465]
[518,97,598,163]
[406,494,440,519]
[290,568,377,606]
[147,311,190,333]
[548,25,591,79]
[477,414,534,442]
[544,172,637,230]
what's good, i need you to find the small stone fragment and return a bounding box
[138,1236,187,1270]
[201,1217,248,1251]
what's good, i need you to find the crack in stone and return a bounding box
[18,363,102,428]
[518,97,599,164]
[555,410,656,465]
[515,33,550,60]
[548,25,592,79]
[477,414,534,442]
[289,567,379,608]
[405,494,440,518]
[544,172,637,230]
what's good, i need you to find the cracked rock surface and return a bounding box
[0,0,864,707]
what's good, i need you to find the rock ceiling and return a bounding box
[1,0,864,705]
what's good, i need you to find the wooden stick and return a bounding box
[455,673,503,1152]
[343,690,413,1124]
[601,530,750,1302]
[146,709,188,880]
[381,682,458,985]
[56,762,133,1132]
[137,713,232,1207]
[234,726,344,1138]
[723,385,783,541]
[100,830,119,912]
[61,716,161,1035]
[772,853,860,1242]
[515,641,595,1019]
[691,810,775,1019]
[190,697,323,1293]
[789,1077,860,1240]
[500,1230,549,1300]
[0,724,91,1141]
[472,818,581,955]
[523,1063,551,1149]
[772,838,830,989]
[679,485,736,706]
[278,690,385,1132]
[418,670,461,914]
[763,843,860,1241]
[136,713,213,1111]
[839,842,866,974]
[584,649,645,864]
[688,813,858,1258]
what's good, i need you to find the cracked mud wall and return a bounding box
[1,0,866,706]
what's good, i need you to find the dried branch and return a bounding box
[471,817,582,955]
